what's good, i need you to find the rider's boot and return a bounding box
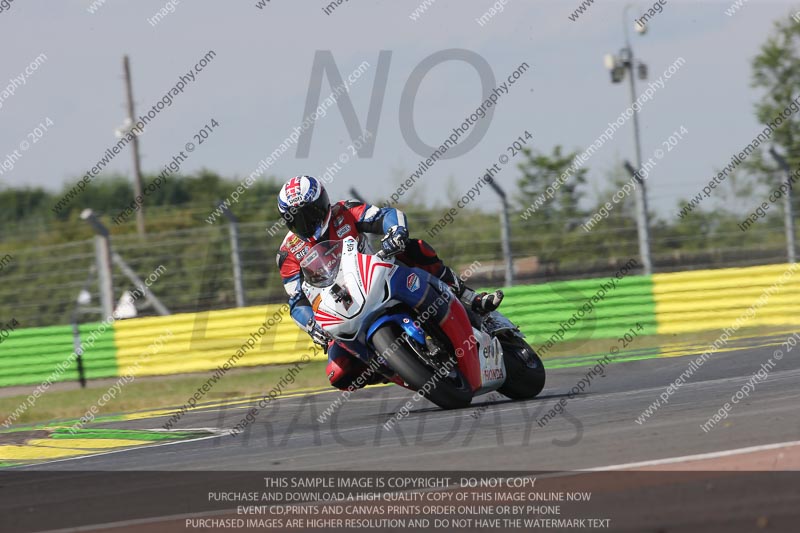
[439,266,504,315]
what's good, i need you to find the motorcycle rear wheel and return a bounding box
[372,323,473,410]
[497,334,546,400]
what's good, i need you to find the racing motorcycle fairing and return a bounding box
[301,237,506,394]
[367,267,485,392]
[382,265,506,393]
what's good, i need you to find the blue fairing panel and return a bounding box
[366,312,427,346]
[388,264,454,325]
[365,264,453,348]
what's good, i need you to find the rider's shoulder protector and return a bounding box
[276,249,288,270]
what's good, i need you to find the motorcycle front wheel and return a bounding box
[371,322,473,410]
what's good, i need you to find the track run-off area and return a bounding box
[2,328,798,470]
[2,328,799,531]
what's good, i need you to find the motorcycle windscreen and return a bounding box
[300,240,343,288]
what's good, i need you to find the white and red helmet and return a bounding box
[278,176,331,241]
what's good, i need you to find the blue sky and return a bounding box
[0,0,796,219]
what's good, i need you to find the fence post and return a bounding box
[219,202,247,307]
[81,209,115,319]
[71,319,87,388]
[769,148,796,264]
[486,178,514,287]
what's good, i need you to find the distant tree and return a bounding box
[580,162,639,258]
[747,14,800,190]
[0,187,50,225]
[516,145,588,224]
[514,145,589,261]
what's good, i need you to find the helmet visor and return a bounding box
[282,188,330,240]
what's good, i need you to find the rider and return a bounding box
[276,175,504,391]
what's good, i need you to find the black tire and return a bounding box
[497,334,546,400]
[372,323,473,410]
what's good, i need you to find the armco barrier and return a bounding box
[2,262,800,388]
[0,323,117,387]
[113,304,315,378]
[499,274,657,342]
[652,263,800,335]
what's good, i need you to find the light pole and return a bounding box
[122,55,146,238]
[604,5,653,275]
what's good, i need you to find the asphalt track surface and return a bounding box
[4,330,800,532]
[19,330,800,472]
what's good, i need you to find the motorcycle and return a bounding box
[299,236,546,409]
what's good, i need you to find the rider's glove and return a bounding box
[381,225,408,258]
[307,318,332,353]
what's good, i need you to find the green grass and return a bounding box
[537,324,794,361]
[1,324,793,429]
[0,361,330,428]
